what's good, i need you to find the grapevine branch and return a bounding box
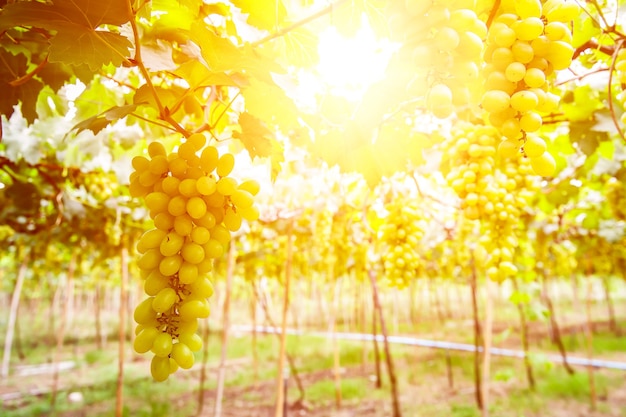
[607,39,625,142]
[126,0,190,138]
[8,55,48,87]
[251,0,350,47]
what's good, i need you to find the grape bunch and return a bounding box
[482,0,578,176]
[389,0,487,118]
[129,133,260,381]
[440,123,499,221]
[378,199,424,288]
[606,177,626,220]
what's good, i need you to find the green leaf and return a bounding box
[70,104,139,135]
[232,112,274,159]
[49,26,132,71]
[230,0,287,31]
[172,60,239,90]
[0,52,43,122]
[0,0,133,71]
[570,120,608,156]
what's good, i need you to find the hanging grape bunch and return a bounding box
[483,0,578,176]
[128,133,260,381]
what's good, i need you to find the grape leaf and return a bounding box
[173,60,239,90]
[233,112,274,158]
[0,52,43,122]
[0,0,133,71]
[230,0,287,31]
[70,104,139,135]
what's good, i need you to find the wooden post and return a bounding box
[275,221,294,417]
[116,243,129,417]
[368,270,402,417]
[1,246,31,379]
[214,241,237,417]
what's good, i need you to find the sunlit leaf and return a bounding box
[70,104,139,135]
[231,0,287,31]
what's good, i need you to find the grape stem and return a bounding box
[126,0,190,138]
[485,0,501,29]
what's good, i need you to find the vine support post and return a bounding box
[584,268,597,411]
[214,240,236,417]
[512,277,535,390]
[601,276,618,335]
[480,277,495,417]
[330,272,343,409]
[371,277,382,389]
[368,269,402,417]
[541,272,574,374]
[197,320,211,416]
[116,242,129,417]
[470,259,484,410]
[51,247,79,410]
[1,245,31,379]
[275,220,294,417]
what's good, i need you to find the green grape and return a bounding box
[151,355,170,382]
[196,176,217,195]
[200,146,219,172]
[137,228,166,254]
[186,196,207,219]
[161,176,181,197]
[152,287,178,313]
[134,297,157,325]
[148,141,167,157]
[510,90,538,112]
[177,142,197,162]
[187,133,206,150]
[481,90,510,113]
[132,156,150,171]
[174,214,193,236]
[210,224,231,246]
[216,177,237,196]
[178,178,199,197]
[523,134,547,157]
[134,327,159,354]
[179,262,199,284]
[152,332,174,357]
[223,208,242,232]
[216,153,235,177]
[530,152,556,176]
[149,155,169,176]
[515,0,542,19]
[159,254,183,276]
[179,333,203,352]
[137,248,163,271]
[169,157,188,178]
[239,205,260,221]
[171,342,195,369]
[181,242,205,264]
[196,212,216,230]
[154,212,175,231]
[513,17,544,41]
[238,179,260,196]
[178,319,199,335]
[179,299,211,321]
[189,277,214,299]
[167,195,188,217]
[144,270,170,296]
[230,189,254,209]
[504,62,526,82]
[498,138,521,158]
[190,226,211,245]
[160,232,184,257]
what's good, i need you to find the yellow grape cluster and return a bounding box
[379,200,423,288]
[482,0,578,176]
[128,133,260,381]
[441,124,498,221]
[391,0,487,118]
[606,178,626,220]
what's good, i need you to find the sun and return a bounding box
[312,15,397,101]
